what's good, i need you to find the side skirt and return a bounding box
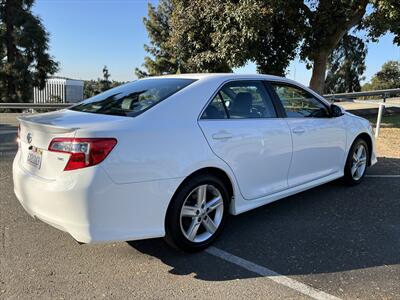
[231,171,344,215]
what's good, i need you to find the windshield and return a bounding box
[69,78,196,117]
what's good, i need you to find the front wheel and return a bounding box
[164,174,229,252]
[343,138,369,186]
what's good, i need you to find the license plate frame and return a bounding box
[27,147,43,169]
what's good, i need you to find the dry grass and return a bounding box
[367,114,400,158]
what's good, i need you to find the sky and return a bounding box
[33,0,400,86]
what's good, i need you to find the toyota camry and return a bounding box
[13,74,377,251]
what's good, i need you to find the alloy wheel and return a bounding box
[179,184,224,243]
[351,144,367,180]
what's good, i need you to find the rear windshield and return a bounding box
[69,78,196,117]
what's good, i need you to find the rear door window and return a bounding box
[70,78,196,117]
[201,80,277,119]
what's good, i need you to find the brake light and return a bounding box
[48,138,117,171]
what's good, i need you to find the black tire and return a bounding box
[164,174,229,252]
[343,138,369,186]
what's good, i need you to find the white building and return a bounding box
[33,77,84,103]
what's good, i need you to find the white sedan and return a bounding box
[13,74,377,251]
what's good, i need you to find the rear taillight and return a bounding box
[48,138,117,171]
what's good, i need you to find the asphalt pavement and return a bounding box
[1,122,400,299]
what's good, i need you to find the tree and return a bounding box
[300,0,369,93]
[324,34,367,93]
[138,0,397,93]
[137,0,304,76]
[0,0,59,103]
[362,60,400,91]
[83,66,125,99]
[101,65,111,91]
[247,0,305,75]
[364,0,400,46]
[134,0,179,78]
[168,0,234,73]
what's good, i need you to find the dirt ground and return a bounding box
[368,114,400,158]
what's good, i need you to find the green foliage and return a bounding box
[137,0,304,76]
[138,0,399,94]
[0,0,59,103]
[247,0,305,75]
[324,34,367,93]
[134,0,179,78]
[362,60,400,91]
[364,0,400,45]
[168,0,235,73]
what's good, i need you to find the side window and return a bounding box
[201,93,228,119]
[224,81,276,119]
[201,81,277,119]
[271,84,330,118]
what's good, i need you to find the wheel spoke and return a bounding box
[187,219,201,241]
[197,185,207,207]
[353,153,358,163]
[359,157,367,163]
[351,164,358,176]
[181,205,198,217]
[356,146,363,159]
[356,166,362,178]
[205,196,223,212]
[202,216,217,234]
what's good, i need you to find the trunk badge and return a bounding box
[27,133,32,144]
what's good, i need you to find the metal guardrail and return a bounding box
[324,88,400,102]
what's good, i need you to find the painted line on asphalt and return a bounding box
[366,175,400,178]
[206,246,341,300]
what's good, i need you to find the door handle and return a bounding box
[212,131,233,140]
[292,127,305,134]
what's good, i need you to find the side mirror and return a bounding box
[330,104,344,117]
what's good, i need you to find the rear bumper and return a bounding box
[12,151,182,243]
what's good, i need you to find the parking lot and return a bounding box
[1,119,400,299]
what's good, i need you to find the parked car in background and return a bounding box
[13,74,377,251]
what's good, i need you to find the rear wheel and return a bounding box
[343,138,369,186]
[164,174,229,252]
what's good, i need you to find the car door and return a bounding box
[269,82,346,187]
[198,80,292,200]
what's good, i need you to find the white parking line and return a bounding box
[206,246,341,300]
[366,175,400,178]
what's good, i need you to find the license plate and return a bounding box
[27,148,42,169]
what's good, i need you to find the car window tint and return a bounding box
[271,84,330,118]
[201,93,228,119]
[70,78,196,117]
[220,81,276,119]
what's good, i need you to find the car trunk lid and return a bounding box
[17,110,125,180]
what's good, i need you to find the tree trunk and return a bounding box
[5,0,17,102]
[309,51,329,94]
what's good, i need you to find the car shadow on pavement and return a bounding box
[129,157,400,280]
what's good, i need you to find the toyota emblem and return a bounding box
[27,133,32,144]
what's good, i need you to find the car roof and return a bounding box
[147,73,287,81]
